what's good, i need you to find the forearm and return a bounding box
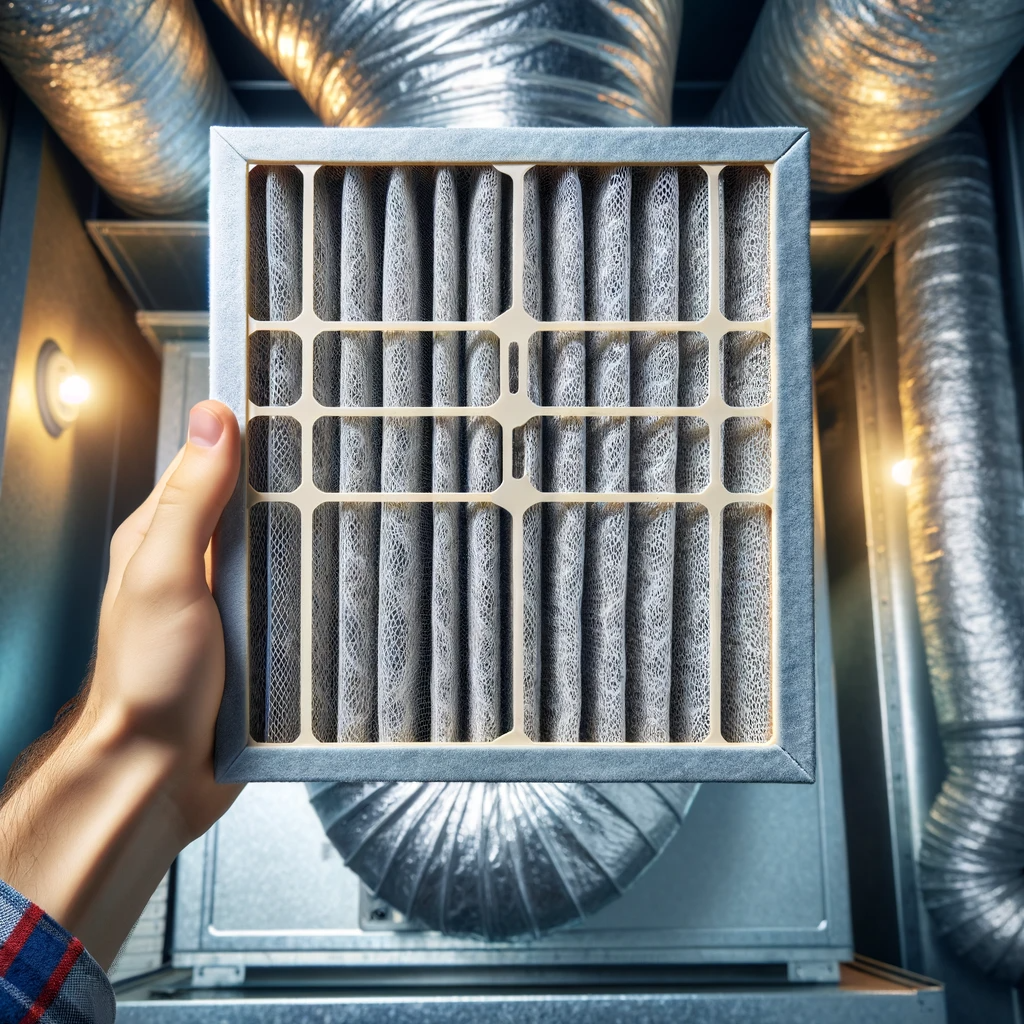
[0,700,188,969]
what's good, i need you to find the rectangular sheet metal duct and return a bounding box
[209,127,813,782]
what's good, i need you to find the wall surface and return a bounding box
[0,95,159,778]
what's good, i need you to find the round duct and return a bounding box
[893,122,1024,981]
[212,0,683,128]
[712,0,1024,194]
[0,1,247,218]
[309,781,699,940]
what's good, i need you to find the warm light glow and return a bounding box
[892,459,912,487]
[58,374,90,406]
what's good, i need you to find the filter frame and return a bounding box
[210,126,813,783]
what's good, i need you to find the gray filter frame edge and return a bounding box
[210,126,814,783]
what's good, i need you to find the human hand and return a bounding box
[0,400,242,969]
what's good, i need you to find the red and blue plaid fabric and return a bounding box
[0,880,113,1024]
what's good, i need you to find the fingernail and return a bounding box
[188,405,224,448]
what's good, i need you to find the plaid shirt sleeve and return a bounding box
[0,880,114,1024]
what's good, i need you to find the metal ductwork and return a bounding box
[712,0,1024,194]
[309,781,699,940]
[212,0,682,128]
[893,123,1024,982]
[0,1,247,218]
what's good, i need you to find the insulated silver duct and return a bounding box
[212,0,682,128]
[0,1,246,218]
[713,0,1024,193]
[309,781,699,940]
[893,123,1024,981]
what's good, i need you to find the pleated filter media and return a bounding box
[210,128,815,783]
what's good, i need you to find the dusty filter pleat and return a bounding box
[521,170,543,740]
[720,165,773,743]
[465,168,504,742]
[672,503,711,742]
[431,167,462,742]
[337,168,382,741]
[626,167,679,742]
[378,168,427,742]
[582,166,632,743]
[254,166,302,742]
[541,169,586,742]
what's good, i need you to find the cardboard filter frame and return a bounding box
[209,126,814,783]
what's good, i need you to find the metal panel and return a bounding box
[809,221,893,313]
[155,340,210,478]
[115,961,943,1022]
[87,220,209,311]
[209,125,815,783]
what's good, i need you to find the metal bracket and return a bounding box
[191,964,246,988]
[787,960,841,983]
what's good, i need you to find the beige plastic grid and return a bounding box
[245,161,776,748]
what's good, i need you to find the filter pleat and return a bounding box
[582,166,632,743]
[541,168,586,742]
[431,167,463,741]
[626,166,679,743]
[332,168,383,741]
[257,166,303,742]
[521,168,543,740]
[672,504,711,742]
[720,166,773,743]
[465,167,504,742]
[378,167,428,742]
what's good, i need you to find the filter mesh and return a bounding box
[245,158,776,750]
[466,167,506,742]
[541,167,587,742]
[430,166,463,742]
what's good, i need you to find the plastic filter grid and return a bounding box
[243,159,777,753]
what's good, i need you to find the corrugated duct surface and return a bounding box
[0,0,246,218]
[212,0,682,128]
[712,0,1024,193]
[893,123,1024,981]
[309,781,698,940]
[219,0,697,939]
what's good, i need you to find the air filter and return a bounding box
[210,127,813,782]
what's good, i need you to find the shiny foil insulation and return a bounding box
[309,780,699,940]
[0,0,247,217]
[894,123,1024,981]
[713,0,1024,193]
[213,0,683,128]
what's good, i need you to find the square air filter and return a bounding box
[210,127,813,783]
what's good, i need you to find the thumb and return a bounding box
[133,402,241,586]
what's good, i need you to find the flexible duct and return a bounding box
[309,782,699,940]
[0,1,247,218]
[893,123,1024,981]
[712,0,1024,194]
[212,0,682,128]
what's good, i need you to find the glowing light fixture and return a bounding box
[36,339,89,437]
[892,458,912,487]
[58,374,91,406]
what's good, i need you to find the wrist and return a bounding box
[0,691,189,968]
